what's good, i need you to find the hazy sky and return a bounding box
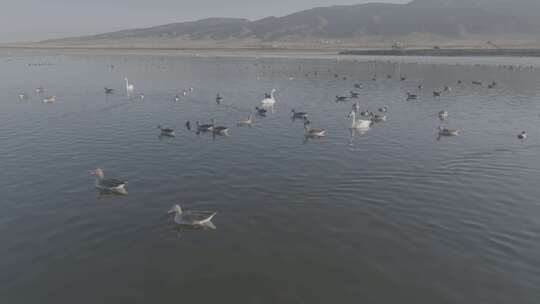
[0,0,408,42]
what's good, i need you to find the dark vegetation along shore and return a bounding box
[339,48,540,57]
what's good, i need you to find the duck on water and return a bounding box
[89,168,127,194]
[168,205,217,228]
[157,125,175,137]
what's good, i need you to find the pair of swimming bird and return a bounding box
[89,168,216,226]
[287,109,324,136]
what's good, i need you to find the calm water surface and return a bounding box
[1,51,540,304]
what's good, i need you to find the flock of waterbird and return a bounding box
[16,60,534,229]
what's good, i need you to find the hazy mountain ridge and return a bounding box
[48,0,540,44]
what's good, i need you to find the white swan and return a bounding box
[124,78,135,95]
[261,89,276,106]
[348,110,372,130]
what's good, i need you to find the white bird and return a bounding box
[43,96,56,103]
[89,168,127,194]
[124,78,135,95]
[18,93,29,101]
[168,205,216,227]
[261,89,276,106]
[35,86,44,94]
[348,110,372,130]
[518,131,527,140]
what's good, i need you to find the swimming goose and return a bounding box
[304,120,326,137]
[438,126,460,137]
[354,83,363,89]
[157,125,175,137]
[255,107,267,117]
[488,81,497,89]
[89,168,127,194]
[185,121,191,130]
[387,74,392,79]
[444,86,452,92]
[418,85,424,90]
[291,109,308,119]
[438,110,448,120]
[196,121,214,132]
[472,81,482,86]
[433,91,442,97]
[104,87,114,94]
[237,114,254,125]
[360,110,372,117]
[378,106,388,113]
[261,89,276,106]
[348,110,372,129]
[371,114,387,123]
[517,131,527,140]
[168,205,216,227]
[400,76,407,81]
[407,92,418,100]
[43,96,56,103]
[350,91,359,98]
[174,95,180,102]
[336,95,348,102]
[211,120,229,135]
[216,94,223,104]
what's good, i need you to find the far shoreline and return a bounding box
[3,43,540,61]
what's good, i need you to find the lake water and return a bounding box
[1,50,540,304]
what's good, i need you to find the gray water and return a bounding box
[1,51,540,304]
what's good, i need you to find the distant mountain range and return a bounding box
[45,0,540,47]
